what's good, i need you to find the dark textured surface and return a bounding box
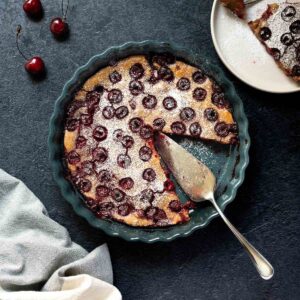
[0,0,299,299]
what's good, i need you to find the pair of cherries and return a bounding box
[19,0,69,77]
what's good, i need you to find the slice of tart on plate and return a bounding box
[63,53,238,227]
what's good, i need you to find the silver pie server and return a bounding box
[154,132,274,280]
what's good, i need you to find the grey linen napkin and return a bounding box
[0,169,117,296]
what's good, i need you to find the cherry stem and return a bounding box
[16,25,28,61]
[62,0,70,20]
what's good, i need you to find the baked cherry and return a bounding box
[290,20,300,34]
[189,122,202,137]
[67,150,80,164]
[76,136,87,149]
[23,0,43,18]
[154,209,167,222]
[270,48,281,61]
[115,106,129,119]
[113,129,124,142]
[142,95,157,109]
[180,107,196,121]
[129,117,143,133]
[108,89,123,104]
[117,203,132,216]
[67,100,85,117]
[76,178,92,193]
[117,154,131,168]
[96,185,110,198]
[98,170,112,182]
[140,189,155,203]
[292,65,300,76]
[177,78,190,91]
[142,168,156,182]
[214,122,229,137]
[92,147,108,162]
[171,121,186,134]
[281,6,296,22]
[109,70,122,83]
[151,53,175,66]
[145,207,158,219]
[129,80,144,95]
[86,91,100,113]
[169,200,182,212]
[163,96,177,110]
[16,26,45,77]
[260,27,272,41]
[164,179,175,191]
[193,87,207,101]
[153,118,166,131]
[102,106,115,119]
[140,125,154,140]
[192,70,207,84]
[212,92,229,108]
[119,177,134,190]
[281,33,294,46]
[204,108,218,122]
[50,0,70,38]
[121,135,134,149]
[80,113,93,126]
[96,202,114,218]
[139,146,152,161]
[93,126,108,141]
[158,66,174,81]
[111,188,125,202]
[66,118,79,131]
[129,63,144,79]
[79,161,94,175]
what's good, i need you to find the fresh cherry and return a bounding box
[23,0,43,19]
[16,25,45,77]
[50,0,70,39]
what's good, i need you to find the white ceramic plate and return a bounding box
[210,0,300,93]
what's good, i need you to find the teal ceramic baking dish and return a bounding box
[48,41,250,243]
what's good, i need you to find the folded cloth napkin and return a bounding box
[0,169,122,300]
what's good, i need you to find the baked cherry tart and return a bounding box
[63,53,238,227]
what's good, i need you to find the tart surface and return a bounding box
[249,3,300,82]
[63,54,238,227]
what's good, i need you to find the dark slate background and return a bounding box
[1,0,300,299]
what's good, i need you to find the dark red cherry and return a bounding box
[158,66,174,81]
[142,95,157,109]
[50,17,69,38]
[98,170,112,182]
[153,118,166,131]
[23,0,42,18]
[25,57,45,76]
[96,185,110,198]
[142,168,156,182]
[139,146,152,161]
[260,27,272,41]
[145,207,158,219]
[204,108,218,122]
[79,161,94,176]
[164,179,175,191]
[171,121,186,134]
[109,70,122,83]
[129,63,144,79]
[92,126,108,141]
[111,188,125,202]
[153,209,167,222]
[290,20,300,34]
[163,96,177,110]
[117,154,131,168]
[66,118,79,131]
[168,200,182,212]
[76,178,92,193]
[177,78,190,91]
[129,80,144,95]
[80,113,93,126]
[86,91,100,113]
[129,117,143,133]
[113,129,124,142]
[193,87,207,101]
[281,33,294,46]
[102,106,115,119]
[119,177,134,190]
[122,135,134,149]
[96,202,114,218]
[270,48,281,61]
[189,122,202,137]
[192,70,207,84]
[140,125,154,140]
[115,106,129,119]
[67,150,80,164]
[108,89,123,104]
[281,6,296,22]
[212,92,229,108]
[140,189,155,203]
[180,107,196,121]
[292,65,300,76]
[92,147,108,162]
[214,122,229,137]
[117,203,132,216]
[76,136,87,149]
